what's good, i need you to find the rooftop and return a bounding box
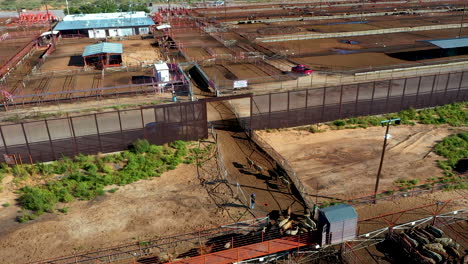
[62,12,148,21]
[320,204,357,223]
[423,37,468,49]
[54,13,155,31]
[82,43,123,57]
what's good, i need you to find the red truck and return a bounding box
[291,64,313,75]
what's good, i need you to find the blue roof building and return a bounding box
[82,43,123,69]
[82,43,123,57]
[54,12,155,38]
[423,37,468,49]
[319,204,358,245]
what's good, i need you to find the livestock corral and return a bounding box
[0,1,467,264]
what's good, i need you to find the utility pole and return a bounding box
[65,0,70,15]
[44,1,56,48]
[373,118,400,204]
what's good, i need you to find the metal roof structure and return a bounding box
[82,43,123,57]
[54,15,154,31]
[423,37,468,49]
[320,204,357,223]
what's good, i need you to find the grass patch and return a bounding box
[2,202,10,207]
[329,102,467,129]
[14,139,204,222]
[434,132,468,170]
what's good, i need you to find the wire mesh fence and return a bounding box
[0,101,208,163]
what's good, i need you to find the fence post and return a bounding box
[385,80,392,113]
[250,95,253,134]
[400,78,407,109]
[415,76,422,107]
[370,81,376,115]
[321,86,326,122]
[268,93,272,129]
[287,90,290,127]
[456,71,464,101]
[117,110,125,148]
[44,119,56,160]
[20,123,32,162]
[94,114,103,153]
[338,85,343,118]
[429,74,437,106]
[443,72,451,103]
[354,83,360,116]
[0,125,9,154]
[69,116,78,156]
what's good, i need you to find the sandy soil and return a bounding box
[257,124,467,200]
[0,162,240,263]
[293,52,408,70]
[118,39,163,66]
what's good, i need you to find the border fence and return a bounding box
[0,101,207,163]
[249,71,468,130]
[1,70,468,163]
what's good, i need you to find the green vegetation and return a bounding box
[67,0,149,14]
[320,199,343,208]
[434,132,468,172]
[2,202,10,207]
[432,132,468,190]
[0,0,152,11]
[329,102,467,129]
[5,139,205,222]
[394,178,419,191]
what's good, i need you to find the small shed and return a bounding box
[319,204,358,245]
[154,62,170,82]
[82,43,123,69]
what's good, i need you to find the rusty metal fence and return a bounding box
[0,101,207,163]
[250,71,468,130]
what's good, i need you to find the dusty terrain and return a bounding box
[257,124,466,200]
[0,161,243,263]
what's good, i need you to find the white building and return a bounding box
[54,12,155,38]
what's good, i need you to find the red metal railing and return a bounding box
[166,232,314,264]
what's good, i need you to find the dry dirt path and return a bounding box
[207,101,306,217]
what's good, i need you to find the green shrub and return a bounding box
[82,163,98,174]
[332,120,346,127]
[169,140,187,150]
[19,186,58,214]
[2,202,10,207]
[131,139,151,154]
[434,132,468,171]
[58,207,69,214]
[35,163,54,176]
[148,145,163,154]
[12,139,195,220]
[12,166,29,178]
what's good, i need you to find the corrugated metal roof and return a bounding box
[54,16,155,31]
[82,43,123,57]
[320,204,357,223]
[63,12,147,21]
[424,37,468,49]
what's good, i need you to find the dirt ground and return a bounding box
[257,124,467,200]
[0,161,243,263]
[40,39,163,71]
